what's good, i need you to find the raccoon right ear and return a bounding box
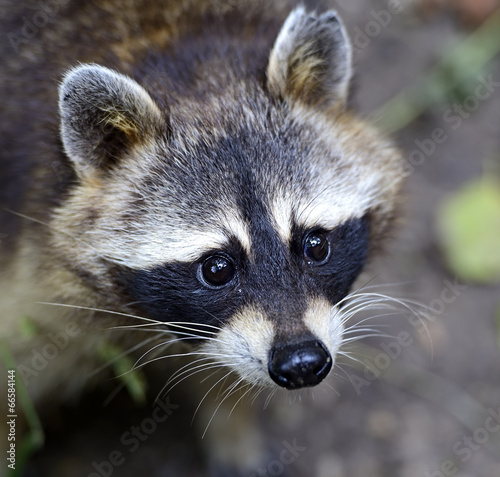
[59,64,168,177]
[267,7,352,110]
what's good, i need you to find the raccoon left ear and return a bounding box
[59,64,168,178]
[267,7,352,110]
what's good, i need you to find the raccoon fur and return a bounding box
[0,0,405,473]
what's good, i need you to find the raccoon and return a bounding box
[0,0,405,473]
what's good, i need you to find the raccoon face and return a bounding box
[55,8,404,390]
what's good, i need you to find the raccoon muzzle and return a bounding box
[268,339,332,390]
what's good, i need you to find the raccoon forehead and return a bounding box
[269,172,385,243]
[265,109,405,242]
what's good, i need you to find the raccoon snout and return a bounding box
[268,340,332,390]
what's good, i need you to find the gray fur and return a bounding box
[267,7,352,108]
[59,64,168,177]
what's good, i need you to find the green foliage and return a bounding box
[0,343,44,477]
[18,316,39,339]
[98,342,148,406]
[436,177,500,283]
[375,8,500,133]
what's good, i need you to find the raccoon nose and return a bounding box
[268,340,332,390]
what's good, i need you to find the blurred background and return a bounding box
[22,0,500,476]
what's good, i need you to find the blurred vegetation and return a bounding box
[437,175,500,283]
[98,342,148,407]
[1,344,44,477]
[374,7,500,286]
[368,4,500,436]
[18,316,38,339]
[374,7,500,134]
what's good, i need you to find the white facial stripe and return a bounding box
[295,198,367,232]
[270,195,293,243]
[93,208,252,269]
[270,190,369,246]
[95,229,230,269]
[221,212,252,256]
[303,297,343,360]
[201,306,276,387]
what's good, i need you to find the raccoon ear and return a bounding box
[267,7,352,109]
[59,64,167,177]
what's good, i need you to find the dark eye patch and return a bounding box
[116,215,370,337]
[116,242,246,332]
[295,215,371,304]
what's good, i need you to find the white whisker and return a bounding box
[202,379,250,438]
[193,369,237,431]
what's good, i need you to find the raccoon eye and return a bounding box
[200,255,236,287]
[304,232,330,265]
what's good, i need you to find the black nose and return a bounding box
[268,340,332,390]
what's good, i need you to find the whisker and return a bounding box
[341,333,396,344]
[89,334,161,378]
[39,302,223,332]
[227,382,257,420]
[160,361,231,399]
[342,312,401,331]
[132,334,234,369]
[109,322,218,337]
[249,386,264,407]
[264,388,277,409]
[202,379,251,438]
[229,383,255,415]
[342,327,390,337]
[164,357,214,388]
[102,381,127,407]
[192,368,238,429]
[134,350,238,371]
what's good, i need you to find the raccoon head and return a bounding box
[55,7,404,390]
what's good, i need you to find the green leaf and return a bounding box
[18,316,39,339]
[98,342,148,406]
[436,178,500,283]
